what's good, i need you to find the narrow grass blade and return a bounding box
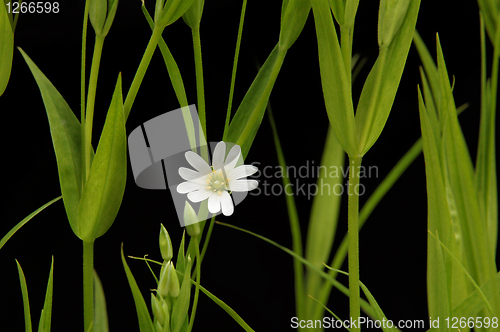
[453,272,500,318]
[0,1,14,96]
[19,48,83,231]
[307,295,349,331]
[477,0,500,43]
[215,221,377,319]
[78,74,127,242]
[355,0,421,155]
[16,260,32,332]
[413,31,441,109]
[267,104,304,317]
[121,244,155,332]
[141,3,188,108]
[192,281,254,332]
[37,256,54,332]
[226,43,286,158]
[311,0,357,156]
[1,197,61,251]
[304,125,344,319]
[475,12,498,256]
[94,270,109,332]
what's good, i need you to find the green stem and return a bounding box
[223,0,247,141]
[347,155,362,332]
[83,240,94,332]
[188,237,201,332]
[124,26,164,121]
[84,35,105,179]
[81,0,89,186]
[192,27,206,144]
[200,216,215,263]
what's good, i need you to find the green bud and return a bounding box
[88,0,119,36]
[159,224,174,262]
[378,0,409,47]
[183,201,200,228]
[186,223,200,238]
[158,261,180,298]
[151,293,166,326]
[154,320,163,332]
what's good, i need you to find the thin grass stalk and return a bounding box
[81,0,89,184]
[188,236,201,332]
[200,216,215,262]
[84,35,105,179]
[83,240,94,332]
[340,26,352,85]
[222,0,247,141]
[267,104,304,319]
[192,28,205,138]
[348,155,362,332]
[124,27,164,121]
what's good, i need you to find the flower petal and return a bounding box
[212,141,226,171]
[208,193,222,213]
[187,189,212,203]
[220,191,234,216]
[228,179,259,192]
[185,151,212,175]
[177,181,205,194]
[227,165,258,182]
[179,167,207,184]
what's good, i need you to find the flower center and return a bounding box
[206,170,229,195]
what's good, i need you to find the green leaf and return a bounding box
[19,48,83,233]
[0,1,14,96]
[304,126,344,319]
[94,271,109,332]
[1,197,61,251]
[377,0,409,47]
[38,256,54,332]
[226,43,286,158]
[121,244,156,332]
[355,0,420,155]
[279,0,311,51]
[176,231,186,280]
[16,260,32,332]
[160,0,195,27]
[77,74,126,242]
[453,272,500,318]
[311,0,357,157]
[171,256,192,332]
[182,0,204,29]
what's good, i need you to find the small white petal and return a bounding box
[228,179,259,192]
[220,191,234,216]
[227,165,258,182]
[185,151,212,175]
[187,189,212,203]
[177,181,205,194]
[179,167,207,184]
[208,193,222,213]
[212,142,226,171]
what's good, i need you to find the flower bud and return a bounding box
[183,201,200,230]
[88,0,119,37]
[158,261,180,298]
[151,293,166,326]
[159,224,173,262]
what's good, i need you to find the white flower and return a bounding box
[176,142,258,216]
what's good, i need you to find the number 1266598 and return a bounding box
[5,2,59,14]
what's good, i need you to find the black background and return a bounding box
[1,0,496,331]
